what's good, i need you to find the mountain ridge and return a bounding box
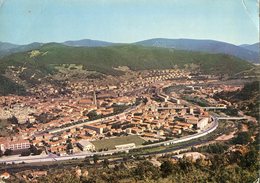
[62,39,114,47]
[0,43,253,75]
[240,43,259,53]
[0,41,43,58]
[1,38,258,63]
[135,38,259,63]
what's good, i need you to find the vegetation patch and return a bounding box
[0,75,26,95]
[214,81,260,119]
[0,44,253,77]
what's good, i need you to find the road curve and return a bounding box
[0,117,218,164]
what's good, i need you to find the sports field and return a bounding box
[92,135,145,150]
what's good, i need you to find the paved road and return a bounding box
[157,106,226,110]
[216,116,247,120]
[48,102,143,134]
[0,116,219,164]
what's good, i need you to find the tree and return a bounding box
[32,148,42,155]
[133,160,160,180]
[228,150,243,164]
[225,106,238,116]
[30,145,39,155]
[87,110,99,120]
[84,157,91,165]
[67,142,73,150]
[143,97,148,105]
[66,142,73,154]
[206,143,228,154]
[232,132,251,145]
[4,149,13,156]
[21,150,31,156]
[93,154,99,164]
[160,160,175,177]
[8,115,18,124]
[241,148,258,168]
[177,156,193,172]
[102,158,109,168]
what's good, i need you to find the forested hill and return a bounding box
[0,44,253,76]
[0,75,26,95]
[215,81,259,119]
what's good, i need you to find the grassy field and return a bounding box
[92,135,145,150]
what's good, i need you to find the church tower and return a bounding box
[93,90,97,106]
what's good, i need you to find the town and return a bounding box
[0,68,244,160]
[0,0,259,181]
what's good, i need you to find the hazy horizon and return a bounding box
[1,37,259,47]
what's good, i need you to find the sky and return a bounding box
[0,0,259,45]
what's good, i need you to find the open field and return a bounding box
[92,135,145,150]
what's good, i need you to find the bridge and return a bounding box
[157,106,188,110]
[156,106,226,110]
[215,116,247,120]
[202,106,226,110]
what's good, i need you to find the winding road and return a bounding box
[0,116,219,164]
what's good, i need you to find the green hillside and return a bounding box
[0,75,26,95]
[0,44,253,76]
[215,81,260,119]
